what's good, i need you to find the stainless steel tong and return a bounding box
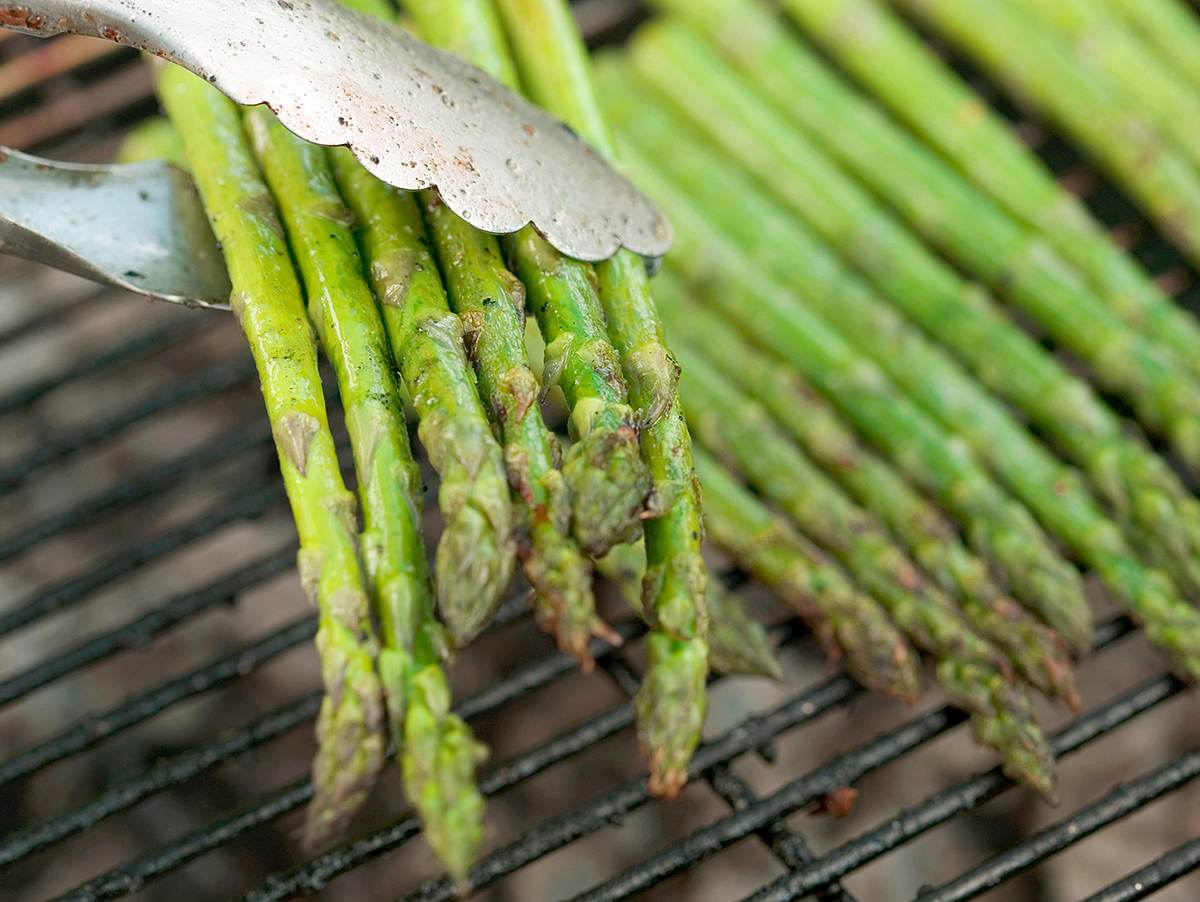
[0,0,672,306]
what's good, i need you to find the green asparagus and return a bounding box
[328,148,517,645]
[155,66,387,847]
[688,367,1055,794]
[694,450,921,705]
[1103,0,1200,94]
[610,45,1200,658]
[382,1,608,664]
[606,80,1200,680]
[243,107,486,879]
[597,59,1090,651]
[779,0,1200,386]
[599,542,782,682]
[640,14,1200,488]
[653,273,1077,706]
[406,0,650,559]
[892,0,1200,269]
[491,0,710,798]
[1005,0,1200,173]
[332,0,516,648]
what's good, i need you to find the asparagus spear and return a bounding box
[1102,0,1200,94]
[367,2,605,664]
[609,47,1200,649]
[779,0,1200,386]
[639,15,1200,485]
[694,451,921,705]
[602,80,1200,681]
[692,389,1055,794]
[891,0,1200,269]
[327,148,517,646]
[154,66,386,847]
[405,0,650,559]
[242,107,486,878]
[653,273,1077,706]
[490,0,711,798]
[598,542,782,682]
[1004,0,1200,172]
[597,61,1088,651]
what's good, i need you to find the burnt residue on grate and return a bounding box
[1,3,1199,901]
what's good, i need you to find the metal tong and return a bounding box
[0,0,672,306]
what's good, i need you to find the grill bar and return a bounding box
[568,615,1134,900]
[0,482,284,639]
[0,355,256,494]
[0,316,202,419]
[0,615,316,789]
[916,748,1200,902]
[1081,837,1200,902]
[0,415,271,563]
[0,286,111,351]
[742,670,1185,902]
[51,607,642,901]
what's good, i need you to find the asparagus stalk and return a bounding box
[778,0,1200,386]
[690,379,1055,794]
[370,2,606,664]
[653,273,1077,706]
[1102,0,1200,94]
[242,107,487,878]
[597,61,1088,651]
[490,0,711,798]
[1004,0,1200,172]
[891,0,1200,269]
[640,15,1200,485]
[405,0,650,559]
[602,78,1200,682]
[694,451,921,705]
[327,148,517,646]
[154,67,386,847]
[608,47,1200,652]
[599,543,782,682]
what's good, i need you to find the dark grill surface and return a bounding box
[1,3,1198,900]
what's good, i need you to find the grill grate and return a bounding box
[1,3,1199,900]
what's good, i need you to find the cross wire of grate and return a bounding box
[1,2,1199,900]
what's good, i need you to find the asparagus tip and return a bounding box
[563,422,653,558]
[636,633,708,799]
[436,504,517,647]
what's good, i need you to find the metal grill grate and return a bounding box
[1,3,1198,900]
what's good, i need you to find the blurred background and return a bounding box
[0,1,1198,899]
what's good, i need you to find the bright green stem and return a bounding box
[681,340,1055,792]
[491,0,710,798]
[654,273,1077,706]
[617,97,1200,678]
[393,0,608,664]
[408,0,650,558]
[328,147,517,646]
[892,0,1200,269]
[779,0,1200,387]
[1006,0,1200,173]
[155,65,386,848]
[421,192,607,663]
[599,542,781,682]
[1102,0,1200,95]
[241,106,487,878]
[639,14,1200,484]
[597,61,1090,653]
[695,450,921,704]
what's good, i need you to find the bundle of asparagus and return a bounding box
[121,0,1200,884]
